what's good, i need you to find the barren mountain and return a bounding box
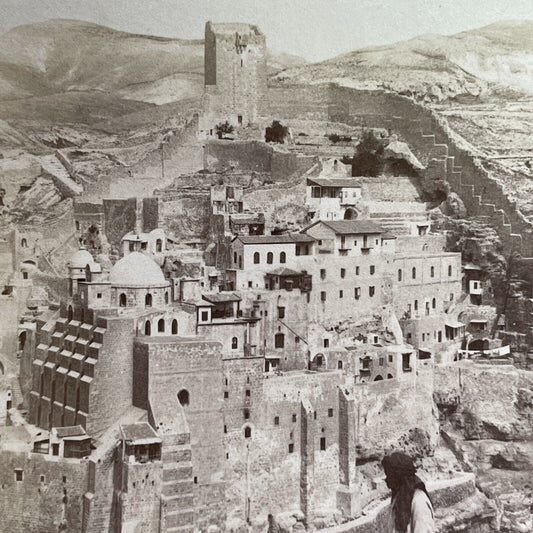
[273,21,533,102]
[0,19,305,105]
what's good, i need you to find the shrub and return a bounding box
[265,120,288,143]
[215,121,234,139]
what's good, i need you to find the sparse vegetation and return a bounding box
[265,120,288,143]
[327,133,351,143]
[351,130,384,177]
[215,121,234,139]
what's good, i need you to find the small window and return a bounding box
[292,414,297,422]
[22,271,28,280]
[328,408,333,417]
[323,339,329,348]
[340,268,346,278]
[232,337,238,349]
[320,437,326,451]
[145,293,152,307]
[295,336,300,343]
[253,252,260,264]
[355,266,360,275]
[275,333,285,348]
[432,298,436,309]
[448,265,452,276]
[267,252,273,264]
[244,427,251,438]
[178,389,189,406]
[172,319,178,335]
[194,477,198,484]
[320,291,326,302]
[398,269,402,282]
[224,425,227,434]
[245,389,251,397]
[224,391,229,399]
[379,357,384,366]
[144,321,151,335]
[97,293,102,299]
[280,252,286,264]
[201,311,209,322]
[40,475,45,483]
[288,443,294,453]
[412,267,416,279]
[15,469,23,481]
[158,319,165,333]
[370,265,375,275]
[119,293,127,307]
[339,290,343,298]
[430,266,435,278]
[320,269,326,280]
[244,409,250,419]
[354,287,361,299]
[278,307,285,319]
[388,354,393,363]
[337,360,343,369]
[234,252,237,263]
[369,286,375,297]
[274,416,279,426]
[248,281,253,288]
[414,300,418,311]
[450,293,454,301]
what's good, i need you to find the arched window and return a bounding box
[21,238,27,248]
[67,305,73,321]
[412,267,416,279]
[432,298,436,309]
[145,293,152,307]
[172,319,178,335]
[430,266,435,278]
[178,389,189,406]
[165,292,169,304]
[398,269,402,282]
[374,375,383,381]
[158,319,165,333]
[119,293,127,307]
[253,252,260,264]
[145,321,151,335]
[275,333,284,348]
[387,374,393,379]
[267,252,273,264]
[156,239,163,253]
[280,252,286,264]
[18,331,26,352]
[244,426,252,438]
[232,337,238,350]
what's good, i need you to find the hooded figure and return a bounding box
[382,451,434,533]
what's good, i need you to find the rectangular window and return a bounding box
[278,307,285,319]
[14,469,23,482]
[323,339,329,348]
[355,266,360,275]
[274,416,279,425]
[288,443,294,453]
[320,437,326,451]
[224,391,229,399]
[320,269,326,280]
[97,293,102,299]
[353,240,357,246]
[292,414,297,422]
[370,265,375,275]
[328,408,333,417]
[245,389,250,397]
[369,286,375,297]
[201,311,209,322]
[354,287,361,299]
[321,291,327,302]
[339,290,343,298]
[388,354,393,363]
[340,268,346,278]
[438,331,442,342]
[379,357,384,366]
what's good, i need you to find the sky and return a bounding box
[0,0,532,61]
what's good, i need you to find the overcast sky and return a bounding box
[1,0,532,61]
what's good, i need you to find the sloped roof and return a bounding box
[202,292,241,304]
[237,233,315,245]
[304,220,383,235]
[307,178,362,188]
[266,267,303,277]
[120,422,160,444]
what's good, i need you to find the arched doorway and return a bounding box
[344,208,358,220]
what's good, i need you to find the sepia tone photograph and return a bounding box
[0,1,532,531]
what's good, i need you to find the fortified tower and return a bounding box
[203,21,268,128]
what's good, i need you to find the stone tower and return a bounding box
[204,21,268,127]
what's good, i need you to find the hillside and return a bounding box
[0,19,306,105]
[272,21,533,102]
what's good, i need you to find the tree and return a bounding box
[351,129,384,177]
[215,121,234,139]
[265,121,288,143]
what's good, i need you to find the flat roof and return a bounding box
[54,425,87,439]
[266,267,303,276]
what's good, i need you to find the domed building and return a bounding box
[109,252,171,308]
[68,248,95,296]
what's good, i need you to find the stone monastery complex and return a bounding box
[0,21,530,533]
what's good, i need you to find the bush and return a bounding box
[265,120,288,143]
[351,130,384,176]
[328,133,352,143]
[215,121,234,139]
